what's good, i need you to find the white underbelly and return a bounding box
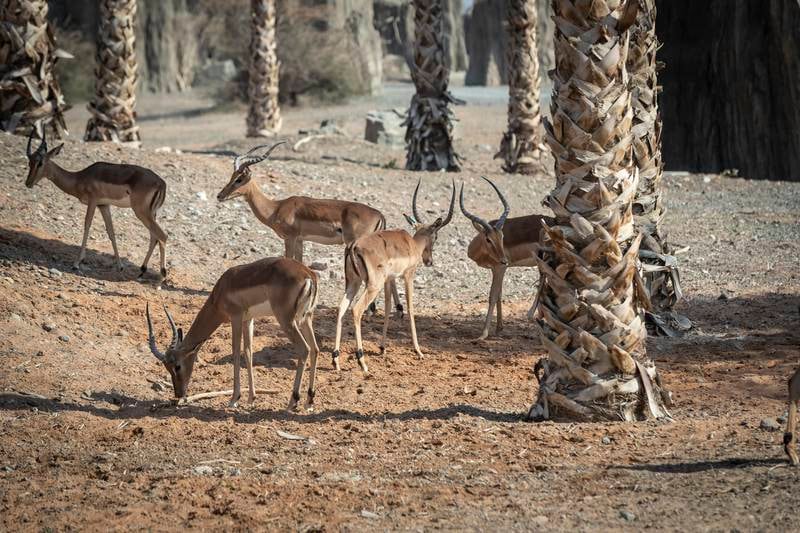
[243,300,274,321]
[304,234,344,246]
[95,197,132,208]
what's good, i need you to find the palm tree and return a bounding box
[0,0,69,138]
[528,0,670,422]
[246,0,281,137]
[628,0,683,318]
[496,0,541,174]
[85,0,141,144]
[405,0,459,171]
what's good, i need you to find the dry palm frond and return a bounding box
[246,0,281,137]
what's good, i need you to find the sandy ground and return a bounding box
[1,87,800,531]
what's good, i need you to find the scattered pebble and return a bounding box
[42,322,57,332]
[48,268,62,278]
[195,191,208,201]
[193,465,214,476]
[310,261,327,271]
[35,350,44,357]
[760,418,780,431]
[620,510,636,521]
[360,510,380,520]
[9,313,21,322]
[58,334,70,342]
[601,436,612,445]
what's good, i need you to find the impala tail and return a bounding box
[344,243,369,288]
[295,275,319,322]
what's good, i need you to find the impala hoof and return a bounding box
[379,345,385,355]
[138,266,147,278]
[355,349,368,373]
[331,350,340,370]
[395,304,404,318]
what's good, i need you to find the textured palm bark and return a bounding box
[0,0,69,139]
[405,0,460,171]
[246,0,281,138]
[496,0,542,174]
[85,0,141,145]
[628,0,681,315]
[528,0,669,422]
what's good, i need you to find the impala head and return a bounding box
[25,129,63,188]
[217,140,287,202]
[145,303,197,398]
[403,179,456,267]
[460,176,510,266]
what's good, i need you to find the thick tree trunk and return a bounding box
[405,0,460,172]
[246,0,281,137]
[528,0,670,422]
[0,0,69,138]
[657,0,800,181]
[85,0,141,144]
[496,0,541,175]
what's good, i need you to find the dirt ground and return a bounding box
[1,87,800,531]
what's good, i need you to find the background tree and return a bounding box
[405,0,460,171]
[496,0,542,174]
[246,0,281,137]
[528,0,670,422]
[85,0,141,144]
[0,0,69,138]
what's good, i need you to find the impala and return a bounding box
[24,130,169,278]
[460,177,553,339]
[785,367,800,465]
[332,179,455,373]
[216,141,402,315]
[146,256,320,411]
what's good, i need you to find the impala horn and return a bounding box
[440,180,456,227]
[481,176,510,229]
[459,183,492,232]
[145,303,166,362]
[26,129,35,157]
[233,140,287,172]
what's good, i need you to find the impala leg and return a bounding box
[333,283,359,371]
[478,267,503,340]
[295,240,304,264]
[74,202,97,270]
[243,318,256,404]
[287,319,310,412]
[379,279,392,354]
[229,318,243,408]
[495,266,507,335]
[352,284,381,373]
[302,316,320,410]
[139,235,157,278]
[786,400,799,466]
[133,209,167,279]
[98,205,122,271]
[391,279,404,318]
[404,270,424,358]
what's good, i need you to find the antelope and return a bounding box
[460,177,554,340]
[24,130,169,278]
[216,141,402,315]
[785,368,800,465]
[332,179,455,373]
[146,256,320,411]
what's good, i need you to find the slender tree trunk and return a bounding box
[528,0,670,422]
[628,0,682,318]
[496,0,541,174]
[246,0,281,138]
[0,0,69,138]
[405,0,460,171]
[85,0,141,145]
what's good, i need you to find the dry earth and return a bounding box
[1,87,800,531]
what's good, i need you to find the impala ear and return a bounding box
[471,220,485,233]
[47,144,64,158]
[177,328,184,342]
[403,213,417,228]
[433,217,444,229]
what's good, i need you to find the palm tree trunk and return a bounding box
[0,0,69,138]
[246,0,281,138]
[85,0,141,145]
[628,0,683,317]
[405,0,460,171]
[496,0,541,175]
[528,0,670,422]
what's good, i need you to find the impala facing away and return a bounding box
[146,256,320,410]
[333,179,455,373]
[460,177,554,339]
[216,141,402,314]
[24,130,169,278]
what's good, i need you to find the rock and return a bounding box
[779,412,788,424]
[42,322,57,332]
[35,350,45,357]
[365,109,405,146]
[601,436,612,445]
[193,465,214,476]
[58,334,70,342]
[194,59,237,86]
[532,516,548,526]
[228,467,242,476]
[310,261,327,271]
[154,146,172,153]
[760,418,780,431]
[360,510,380,519]
[9,313,21,322]
[195,191,208,202]
[319,119,343,134]
[620,510,636,521]
[48,268,62,278]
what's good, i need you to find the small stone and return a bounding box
[760,418,780,431]
[48,268,62,278]
[58,334,70,342]
[532,516,548,526]
[195,191,208,201]
[601,436,612,445]
[619,510,636,521]
[9,313,21,322]
[778,412,788,424]
[229,467,242,476]
[310,261,327,271]
[193,465,214,476]
[35,350,44,357]
[360,510,380,519]
[42,322,57,332]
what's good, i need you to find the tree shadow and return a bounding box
[614,457,785,474]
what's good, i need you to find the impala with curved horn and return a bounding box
[23,129,169,278]
[461,176,554,339]
[332,179,455,372]
[217,141,403,316]
[146,256,320,411]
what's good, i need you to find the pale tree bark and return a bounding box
[0,0,69,139]
[528,0,670,422]
[405,0,460,171]
[496,0,542,174]
[85,0,141,145]
[246,0,281,138]
[628,0,684,332]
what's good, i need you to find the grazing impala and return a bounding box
[461,177,553,339]
[24,130,169,278]
[216,141,402,315]
[332,179,455,373]
[146,256,320,411]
